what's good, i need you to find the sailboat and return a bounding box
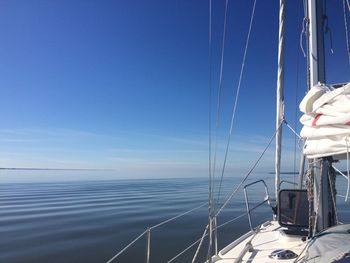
[106,0,350,262]
[207,0,350,262]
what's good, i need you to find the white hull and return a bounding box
[213,220,307,262]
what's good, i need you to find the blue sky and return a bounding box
[0,0,349,180]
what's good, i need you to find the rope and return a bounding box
[332,165,349,180]
[328,168,339,224]
[293,238,314,263]
[306,166,314,237]
[216,121,282,217]
[312,160,323,236]
[284,119,301,139]
[302,0,312,91]
[216,0,257,205]
[343,0,350,66]
[345,136,350,202]
[294,0,303,184]
[299,0,308,58]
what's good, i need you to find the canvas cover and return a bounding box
[303,224,350,263]
[299,83,350,159]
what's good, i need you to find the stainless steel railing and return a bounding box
[106,202,207,263]
[107,180,276,262]
[243,179,274,230]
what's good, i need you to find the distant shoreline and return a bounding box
[0,168,113,171]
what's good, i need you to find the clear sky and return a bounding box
[0,0,349,181]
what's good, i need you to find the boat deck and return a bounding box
[213,221,307,263]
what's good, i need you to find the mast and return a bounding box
[307,0,336,233]
[308,0,325,87]
[275,0,285,202]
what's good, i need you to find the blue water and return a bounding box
[0,176,349,263]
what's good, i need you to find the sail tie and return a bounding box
[299,1,308,58]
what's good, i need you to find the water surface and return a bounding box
[0,175,349,262]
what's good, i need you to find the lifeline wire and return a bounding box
[170,211,248,263]
[106,202,206,263]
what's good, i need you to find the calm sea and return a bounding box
[0,175,349,263]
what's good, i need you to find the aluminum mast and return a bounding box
[275,0,285,202]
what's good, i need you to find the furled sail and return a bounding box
[300,82,350,159]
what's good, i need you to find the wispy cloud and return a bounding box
[0,126,303,176]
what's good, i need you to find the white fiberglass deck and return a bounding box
[213,221,307,263]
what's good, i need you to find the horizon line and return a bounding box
[0,168,114,171]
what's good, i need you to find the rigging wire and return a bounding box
[284,120,301,139]
[343,0,350,66]
[207,0,215,261]
[208,0,213,205]
[208,1,230,259]
[216,0,258,205]
[212,0,229,193]
[208,0,212,209]
[216,122,283,218]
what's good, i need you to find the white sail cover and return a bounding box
[300,82,350,159]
